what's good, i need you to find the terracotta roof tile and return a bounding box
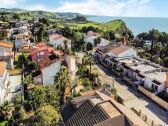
[39,57,61,69]
[31,43,63,56]
[0,42,13,48]
[109,45,131,55]
[0,61,7,76]
[49,34,70,42]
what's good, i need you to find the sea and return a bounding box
[87,16,168,36]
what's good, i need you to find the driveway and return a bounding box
[94,64,168,126]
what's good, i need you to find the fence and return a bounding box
[138,85,168,110]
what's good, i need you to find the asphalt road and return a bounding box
[95,63,168,126]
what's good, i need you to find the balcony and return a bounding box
[0,51,13,57]
[123,75,134,85]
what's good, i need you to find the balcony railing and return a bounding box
[0,51,13,57]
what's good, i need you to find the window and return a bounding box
[155,85,158,91]
[40,52,44,55]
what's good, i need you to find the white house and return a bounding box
[98,38,110,47]
[118,56,166,93]
[14,39,30,50]
[106,45,137,58]
[84,31,110,47]
[15,21,29,28]
[0,62,10,104]
[49,34,71,49]
[143,71,167,93]
[0,42,14,69]
[34,55,78,85]
[41,59,62,86]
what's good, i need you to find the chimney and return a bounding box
[165,72,168,92]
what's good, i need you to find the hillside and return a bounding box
[0,8,86,20]
[99,19,127,31]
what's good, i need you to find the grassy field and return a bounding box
[67,20,125,32]
[68,22,99,30]
[99,20,125,31]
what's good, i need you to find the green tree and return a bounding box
[35,104,60,126]
[155,42,162,57]
[148,29,160,53]
[28,86,59,110]
[55,66,71,106]
[86,42,93,51]
[1,15,9,22]
[37,26,44,42]
[13,14,20,20]
[83,54,95,78]
[12,106,26,124]
[94,37,101,46]
[39,18,49,26]
[0,101,13,120]
[23,74,33,86]
[0,33,3,40]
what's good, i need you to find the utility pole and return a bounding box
[21,52,25,104]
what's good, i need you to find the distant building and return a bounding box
[0,62,10,104]
[48,29,58,35]
[15,21,29,28]
[0,29,10,38]
[0,42,14,69]
[84,31,110,47]
[49,34,71,49]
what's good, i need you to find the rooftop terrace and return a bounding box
[144,71,167,82]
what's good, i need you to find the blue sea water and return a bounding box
[87,16,168,35]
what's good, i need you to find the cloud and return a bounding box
[26,5,48,11]
[56,0,154,17]
[0,0,25,8]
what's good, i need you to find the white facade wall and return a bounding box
[49,37,71,49]
[42,60,62,86]
[98,38,110,47]
[118,48,137,58]
[144,77,164,93]
[0,69,9,104]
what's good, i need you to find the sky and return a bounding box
[0,0,167,17]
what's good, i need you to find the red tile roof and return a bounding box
[31,43,63,56]
[49,34,70,42]
[109,45,131,55]
[0,61,7,76]
[39,57,61,69]
[0,42,13,48]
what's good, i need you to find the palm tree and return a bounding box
[83,54,95,78]
[54,66,71,106]
[155,42,162,57]
[64,40,69,54]
[94,37,101,46]
[148,29,160,53]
